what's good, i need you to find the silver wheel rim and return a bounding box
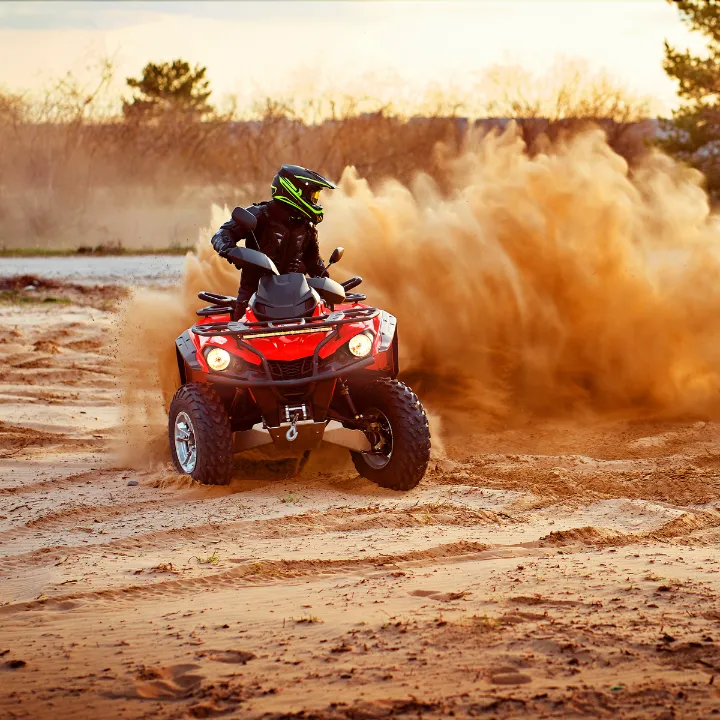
[174,412,197,473]
[362,409,393,470]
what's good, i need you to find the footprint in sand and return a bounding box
[111,663,205,700]
[200,649,255,664]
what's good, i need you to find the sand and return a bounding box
[1,297,719,719]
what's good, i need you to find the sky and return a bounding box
[0,0,707,117]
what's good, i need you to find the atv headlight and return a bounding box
[206,347,231,372]
[348,332,373,358]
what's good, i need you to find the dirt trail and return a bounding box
[2,298,720,719]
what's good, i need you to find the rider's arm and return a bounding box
[210,206,262,262]
[303,225,329,278]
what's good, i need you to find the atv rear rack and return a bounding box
[192,306,380,338]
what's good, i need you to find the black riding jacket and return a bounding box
[210,200,328,304]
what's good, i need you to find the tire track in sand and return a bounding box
[0,468,115,496]
[0,540,494,615]
[0,504,511,570]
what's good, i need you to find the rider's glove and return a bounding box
[218,246,241,268]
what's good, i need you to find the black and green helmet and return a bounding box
[270,165,337,222]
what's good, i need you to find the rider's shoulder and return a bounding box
[230,202,268,224]
[248,202,270,217]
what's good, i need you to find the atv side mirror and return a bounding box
[328,247,344,266]
[231,206,258,232]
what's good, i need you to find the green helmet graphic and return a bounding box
[270,164,337,222]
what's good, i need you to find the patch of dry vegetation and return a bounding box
[0,61,654,252]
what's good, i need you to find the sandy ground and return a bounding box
[2,298,720,719]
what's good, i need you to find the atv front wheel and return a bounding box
[168,383,233,485]
[350,378,430,491]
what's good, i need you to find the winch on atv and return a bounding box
[169,208,431,490]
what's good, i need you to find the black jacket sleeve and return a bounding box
[210,205,263,263]
[302,225,328,278]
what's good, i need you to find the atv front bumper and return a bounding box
[205,355,375,389]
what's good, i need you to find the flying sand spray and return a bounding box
[116,124,720,464]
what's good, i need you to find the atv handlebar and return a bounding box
[341,276,363,291]
[197,291,235,308]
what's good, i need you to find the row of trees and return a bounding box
[118,58,649,125]
[0,54,660,201]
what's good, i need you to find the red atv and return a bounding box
[169,208,431,490]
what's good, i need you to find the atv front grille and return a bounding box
[267,357,314,382]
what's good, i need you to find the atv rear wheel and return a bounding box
[168,383,233,485]
[350,378,430,491]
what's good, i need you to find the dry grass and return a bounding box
[0,64,656,252]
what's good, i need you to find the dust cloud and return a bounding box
[116,123,720,462]
[324,126,720,421]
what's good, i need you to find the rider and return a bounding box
[210,164,337,320]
